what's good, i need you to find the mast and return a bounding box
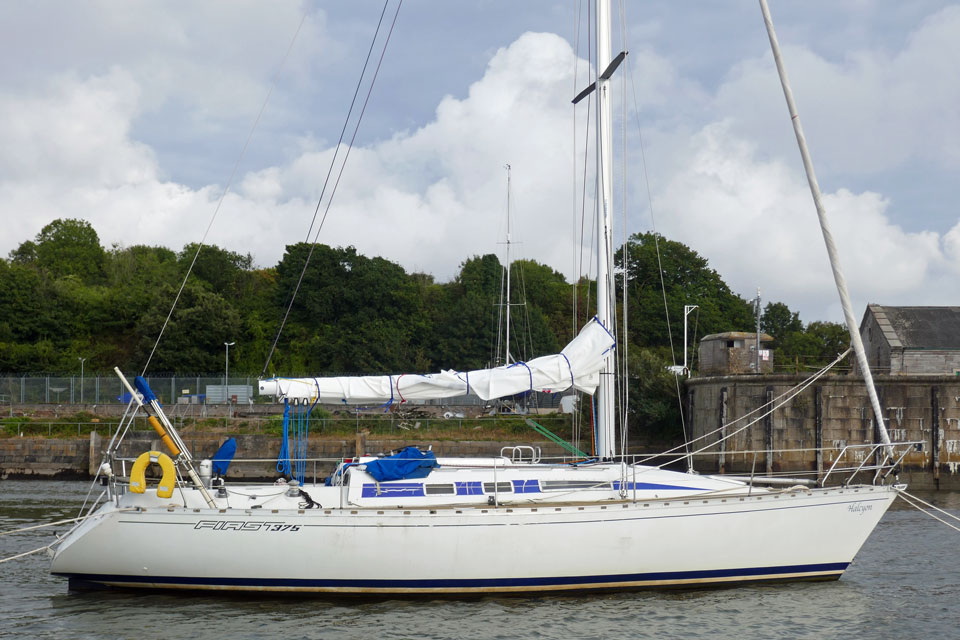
[758,0,893,456]
[595,0,616,458]
[504,163,512,366]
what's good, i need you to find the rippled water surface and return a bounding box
[2,480,958,639]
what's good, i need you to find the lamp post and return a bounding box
[78,357,86,404]
[224,342,235,404]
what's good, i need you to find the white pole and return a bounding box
[224,341,235,404]
[755,289,761,374]
[758,0,893,456]
[683,305,698,374]
[504,164,512,366]
[78,357,86,404]
[594,0,616,459]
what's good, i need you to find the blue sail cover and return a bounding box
[364,447,438,482]
[212,437,237,475]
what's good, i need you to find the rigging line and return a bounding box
[897,491,960,535]
[141,10,308,377]
[571,0,583,340]
[260,0,402,379]
[570,0,584,453]
[626,59,676,368]
[618,0,629,456]
[577,4,594,331]
[303,1,392,246]
[674,372,692,471]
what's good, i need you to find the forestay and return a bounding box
[258,318,615,404]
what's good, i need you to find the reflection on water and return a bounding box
[2,480,958,639]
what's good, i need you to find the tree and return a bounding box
[761,301,803,344]
[30,218,106,282]
[626,347,684,440]
[134,284,243,373]
[179,243,254,299]
[775,321,850,370]
[616,232,755,356]
[271,243,426,373]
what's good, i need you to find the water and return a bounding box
[2,480,958,639]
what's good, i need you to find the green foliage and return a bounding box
[617,232,756,353]
[3,218,857,446]
[627,347,683,438]
[761,301,803,343]
[775,320,850,370]
[24,218,106,283]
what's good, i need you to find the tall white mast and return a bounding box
[758,0,893,456]
[504,163,513,366]
[595,0,616,458]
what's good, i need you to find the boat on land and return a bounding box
[50,1,913,594]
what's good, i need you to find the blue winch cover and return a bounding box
[212,437,237,475]
[363,447,438,482]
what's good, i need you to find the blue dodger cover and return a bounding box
[364,447,438,482]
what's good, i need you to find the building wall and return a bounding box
[901,351,960,376]
[686,373,960,488]
[860,312,893,373]
[699,339,773,375]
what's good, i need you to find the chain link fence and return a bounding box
[0,374,569,410]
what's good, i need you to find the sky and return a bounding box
[1,1,959,323]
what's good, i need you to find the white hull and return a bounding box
[51,483,897,594]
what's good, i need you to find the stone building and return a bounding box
[698,331,774,375]
[858,305,960,375]
[685,304,960,489]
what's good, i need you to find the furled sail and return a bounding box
[258,317,615,404]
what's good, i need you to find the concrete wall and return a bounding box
[0,433,569,481]
[687,373,960,489]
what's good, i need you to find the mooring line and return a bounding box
[1,508,137,539]
[0,508,139,564]
[0,542,57,564]
[1,513,106,537]
[897,490,960,534]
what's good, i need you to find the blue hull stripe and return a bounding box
[56,562,848,590]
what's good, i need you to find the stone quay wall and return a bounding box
[686,373,960,489]
[0,432,568,482]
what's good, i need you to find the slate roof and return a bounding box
[866,305,960,350]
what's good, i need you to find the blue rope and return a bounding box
[277,399,292,476]
[294,401,311,485]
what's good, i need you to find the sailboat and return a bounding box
[50,0,910,593]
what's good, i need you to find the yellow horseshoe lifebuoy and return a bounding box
[130,451,177,498]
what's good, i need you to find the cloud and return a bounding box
[234,31,594,277]
[2,4,958,328]
[653,122,954,321]
[713,5,960,175]
[0,31,592,281]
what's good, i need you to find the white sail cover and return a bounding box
[258,318,615,404]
